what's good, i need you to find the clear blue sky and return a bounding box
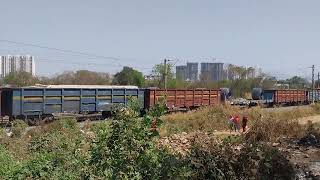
[1,0,319,79]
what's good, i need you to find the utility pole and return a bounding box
[317,72,320,88]
[164,59,172,90]
[164,59,167,89]
[312,65,315,103]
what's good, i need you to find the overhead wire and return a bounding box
[0,39,158,69]
[0,39,123,63]
[0,46,154,71]
[36,58,154,70]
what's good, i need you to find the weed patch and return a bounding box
[161,105,240,136]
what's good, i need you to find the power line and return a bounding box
[37,58,121,67]
[0,40,156,71]
[0,48,154,70]
[36,58,154,70]
[0,39,123,63]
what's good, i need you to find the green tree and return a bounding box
[112,66,145,86]
[146,63,176,88]
[3,71,39,87]
[52,70,111,85]
[281,76,308,89]
[73,70,111,85]
[52,71,75,84]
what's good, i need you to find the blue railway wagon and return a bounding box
[261,90,276,104]
[308,89,320,102]
[1,85,144,119]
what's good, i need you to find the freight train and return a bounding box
[1,85,318,125]
[250,88,320,107]
[0,85,225,125]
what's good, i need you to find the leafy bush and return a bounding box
[11,120,28,138]
[256,146,295,180]
[5,118,89,179]
[236,144,295,180]
[9,151,88,179]
[88,101,191,179]
[184,139,295,180]
[0,145,17,178]
[187,145,237,179]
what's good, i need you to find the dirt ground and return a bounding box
[284,115,320,179]
[298,114,320,125]
[205,115,320,179]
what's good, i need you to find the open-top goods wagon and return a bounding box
[145,89,221,111]
[1,85,144,124]
[308,89,320,102]
[251,88,308,106]
[0,85,222,124]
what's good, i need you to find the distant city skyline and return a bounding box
[176,61,258,82]
[1,0,319,80]
[0,55,35,77]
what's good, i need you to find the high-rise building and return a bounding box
[176,65,187,80]
[200,63,214,81]
[0,55,35,77]
[200,62,224,81]
[213,63,224,81]
[186,62,198,81]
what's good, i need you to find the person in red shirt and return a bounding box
[242,115,248,132]
[234,115,241,132]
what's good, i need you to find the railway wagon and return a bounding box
[308,89,320,102]
[1,85,144,124]
[144,89,221,110]
[274,89,307,105]
[251,88,308,106]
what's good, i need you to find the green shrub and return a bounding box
[9,151,88,179]
[257,146,295,180]
[11,120,28,138]
[0,145,18,178]
[236,144,295,180]
[185,141,295,180]
[6,118,89,179]
[187,145,237,180]
[88,101,190,179]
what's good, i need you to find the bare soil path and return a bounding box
[298,115,320,125]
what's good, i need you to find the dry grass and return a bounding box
[245,106,320,142]
[160,104,241,136]
[311,103,320,112]
[245,115,305,142]
[161,104,320,142]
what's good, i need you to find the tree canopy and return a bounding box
[2,71,39,87]
[112,66,145,86]
[1,70,111,87]
[145,63,176,88]
[53,70,111,85]
[278,76,308,89]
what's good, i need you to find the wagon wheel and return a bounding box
[42,115,55,123]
